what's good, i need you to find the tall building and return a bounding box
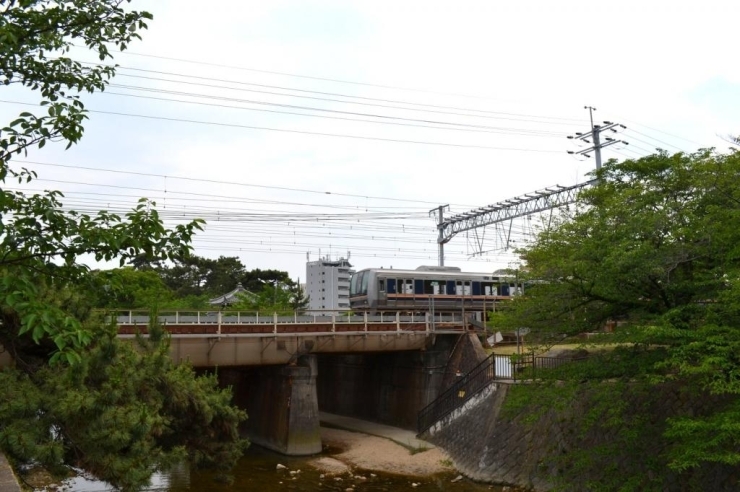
[306,256,354,313]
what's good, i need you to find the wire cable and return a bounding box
[0,100,565,154]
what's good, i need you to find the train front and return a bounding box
[349,268,372,311]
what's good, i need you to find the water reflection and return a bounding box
[48,445,510,491]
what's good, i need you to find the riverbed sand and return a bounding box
[311,427,453,477]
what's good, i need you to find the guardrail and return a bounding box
[111,310,469,326]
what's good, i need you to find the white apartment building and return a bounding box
[306,256,354,313]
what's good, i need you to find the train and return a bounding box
[349,265,523,313]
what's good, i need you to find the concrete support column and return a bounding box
[242,355,321,456]
[283,355,321,455]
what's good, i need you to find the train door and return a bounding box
[378,277,387,306]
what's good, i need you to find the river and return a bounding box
[47,443,517,492]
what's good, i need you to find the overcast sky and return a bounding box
[3,0,739,282]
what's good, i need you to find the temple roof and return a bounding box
[208,283,253,306]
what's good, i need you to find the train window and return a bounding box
[361,271,369,295]
[350,273,359,296]
[472,281,481,295]
[403,279,414,294]
[387,278,396,293]
[379,279,386,293]
[446,280,456,295]
[482,282,497,296]
[423,280,444,294]
[414,279,424,294]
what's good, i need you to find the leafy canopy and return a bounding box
[494,149,740,485]
[0,2,246,489]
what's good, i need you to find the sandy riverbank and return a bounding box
[310,427,454,477]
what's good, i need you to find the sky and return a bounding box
[3,0,740,283]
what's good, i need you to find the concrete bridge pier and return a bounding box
[220,355,321,456]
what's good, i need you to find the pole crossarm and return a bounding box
[438,180,595,244]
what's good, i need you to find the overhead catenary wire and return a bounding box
[106,66,584,124]
[100,88,571,139]
[13,160,482,208]
[97,47,576,109]
[0,99,566,154]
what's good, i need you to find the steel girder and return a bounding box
[439,180,595,244]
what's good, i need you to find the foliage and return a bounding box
[92,268,212,310]
[230,282,309,314]
[94,268,176,309]
[135,254,299,300]
[493,150,740,487]
[0,1,246,488]
[0,320,247,491]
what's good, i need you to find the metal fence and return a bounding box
[417,352,586,433]
[111,310,468,326]
[510,353,587,381]
[417,353,499,434]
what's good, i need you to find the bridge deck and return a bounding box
[113,311,474,366]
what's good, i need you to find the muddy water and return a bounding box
[52,444,516,492]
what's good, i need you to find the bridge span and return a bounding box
[1,311,489,457]
[116,310,472,366]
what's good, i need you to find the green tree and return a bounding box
[241,268,294,293]
[231,281,307,315]
[94,268,176,310]
[144,255,247,298]
[0,1,246,488]
[494,150,740,487]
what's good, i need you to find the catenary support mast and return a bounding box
[432,107,627,266]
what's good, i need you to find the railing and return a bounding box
[510,353,587,381]
[111,310,469,326]
[417,353,502,434]
[416,352,587,433]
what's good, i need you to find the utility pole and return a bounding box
[430,204,449,267]
[567,106,628,170]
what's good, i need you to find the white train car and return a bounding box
[349,265,521,313]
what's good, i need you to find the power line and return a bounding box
[14,160,479,207]
[107,66,583,124]
[604,112,703,147]
[0,100,565,154]
[101,48,559,107]
[624,128,685,152]
[101,88,569,139]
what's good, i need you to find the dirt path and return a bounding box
[310,427,454,477]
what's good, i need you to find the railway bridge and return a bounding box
[115,310,489,456]
[0,311,490,456]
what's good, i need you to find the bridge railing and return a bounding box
[110,310,469,327]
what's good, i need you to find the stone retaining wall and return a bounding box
[423,381,740,491]
[0,453,21,492]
